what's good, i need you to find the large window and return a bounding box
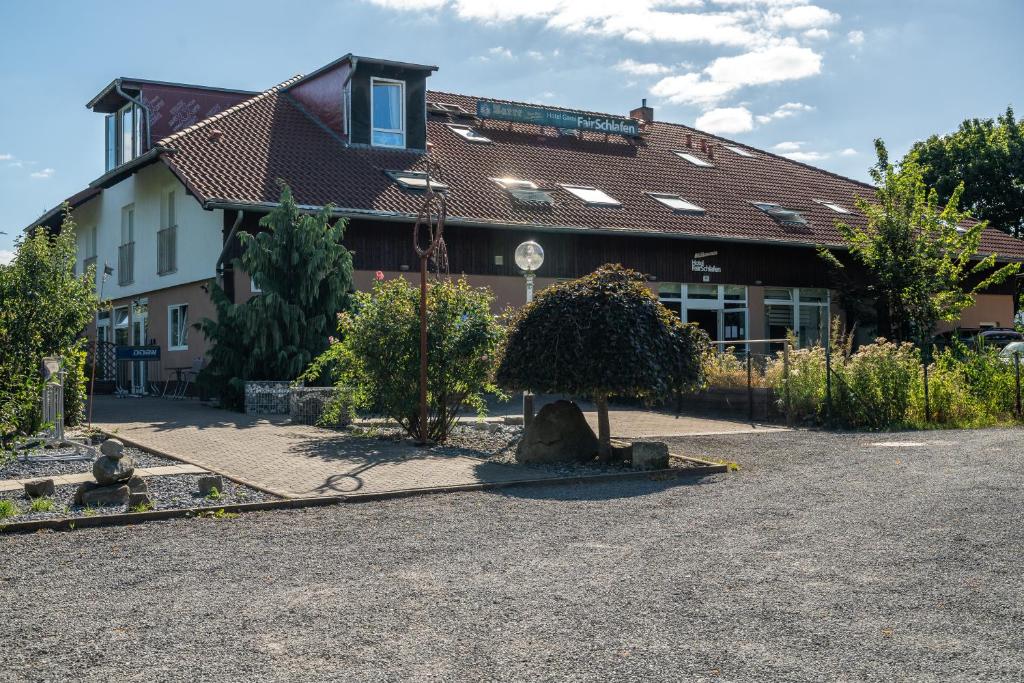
[106,103,143,171]
[168,304,189,351]
[658,283,748,348]
[764,287,830,349]
[371,78,405,148]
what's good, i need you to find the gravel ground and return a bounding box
[0,447,275,522]
[3,427,1024,681]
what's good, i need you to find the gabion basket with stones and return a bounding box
[244,381,293,416]
[289,387,350,426]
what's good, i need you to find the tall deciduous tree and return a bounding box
[821,140,1020,345]
[907,107,1024,239]
[198,183,353,409]
[496,264,708,460]
[1,207,98,441]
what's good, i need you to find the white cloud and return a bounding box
[769,4,838,30]
[651,72,741,107]
[802,28,829,40]
[695,106,754,134]
[782,150,829,162]
[0,249,13,266]
[705,45,822,86]
[772,141,804,152]
[368,0,446,8]
[771,141,856,163]
[0,153,12,161]
[30,168,54,179]
[8,160,23,168]
[839,147,858,156]
[526,50,544,60]
[755,101,815,123]
[847,29,865,45]
[488,45,515,59]
[615,59,672,76]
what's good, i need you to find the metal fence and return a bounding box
[157,226,176,275]
[117,241,134,285]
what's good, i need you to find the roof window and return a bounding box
[561,184,621,207]
[427,101,469,115]
[673,151,713,167]
[647,193,705,215]
[724,145,755,158]
[751,202,807,227]
[814,199,851,214]
[492,177,554,205]
[447,124,492,144]
[386,170,448,192]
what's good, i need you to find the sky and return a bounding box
[1,0,1022,263]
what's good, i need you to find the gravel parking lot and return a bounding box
[3,427,1023,682]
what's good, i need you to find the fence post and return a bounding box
[783,340,792,427]
[825,334,832,422]
[1015,351,1022,419]
[747,349,754,423]
[923,346,931,424]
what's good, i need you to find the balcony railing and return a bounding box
[118,242,134,286]
[157,225,177,275]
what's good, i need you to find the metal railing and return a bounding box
[118,241,134,285]
[706,339,792,424]
[157,225,177,275]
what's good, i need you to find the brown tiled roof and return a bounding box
[156,80,1024,259]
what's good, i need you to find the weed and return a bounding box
[28,497,56,513]
[130,502,154,513]
[206,487,223,501]
[81,506,99,517]
[198,508,238,520]
[0,499,19,519]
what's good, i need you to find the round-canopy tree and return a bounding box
[497,264,709,460]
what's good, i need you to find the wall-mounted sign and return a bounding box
[690,259,722,274]
[476,99,641,137]
[694,251,718,259]
[115,345,161,361]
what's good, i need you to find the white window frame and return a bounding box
[167,304,189,351]
[724,145,755,158]
[161,187,177,229]
[120,205,134,245]
[370,77,406,149]
[658,284,749,350]
[447,123,492,144]
[561,184,621,207]
[492,177,538,191]
[673,151,713,167]
[814,199,851,214]
[763,287,831,348]
[386,170,448,191]
[647,192,705,215]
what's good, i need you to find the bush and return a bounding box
[496,264,708,458]
[302,276,505,442]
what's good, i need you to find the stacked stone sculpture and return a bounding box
[74,438,152,508]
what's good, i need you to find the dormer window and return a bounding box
[105,102,142,171]
[371,78,406,148]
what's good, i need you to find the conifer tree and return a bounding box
[198,183,353,409]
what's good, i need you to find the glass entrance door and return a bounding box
[657,283,748,350]
[131,300,148,394]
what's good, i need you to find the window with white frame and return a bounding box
[168,304,189,351]
[371,78,406,148]
[814,199,851,214]
[561,184,621,207]
[492,177,553,205]
[447,124,492,143]
[673,151,713,167]
[763,287,830,349]
[724,145,755,158]
[386,170,448,191]
[647,192,705,214]
[105,102,143,171]
[250,275,261,294]
[657,283,748,348]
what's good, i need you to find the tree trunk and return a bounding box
[595,394,611,462]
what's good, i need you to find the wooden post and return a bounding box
[783,340,791,427]
[1015,352,1022,418]
[417,254,429,445]
[746,349,754,423]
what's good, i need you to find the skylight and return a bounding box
[751,202,807,226]
[561,184,621,207]
[673,151,713,167]
[814,199,851,214]
[648,193,705,215]
[725,145,756,158]
[386,170,448,192]
[427,101,469,115]
[492,177,554,205]
[447,124,492,144]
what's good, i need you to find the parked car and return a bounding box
[999,341,1024,364]
[933,328,1024,350]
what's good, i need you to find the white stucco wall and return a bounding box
[71,163,223,297]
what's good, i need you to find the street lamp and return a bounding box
[514,240,544,426]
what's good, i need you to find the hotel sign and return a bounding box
[475,99,641,137]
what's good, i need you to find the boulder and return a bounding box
[93,454,135,486]
[73,481,98,506]
[503,415,525,426]
[126,475,148,494]
[632,441,670,470]
[199,475,225,497]
[516,400,599,464]
[128,492,153,509]
[80,484,130,508]
[99,438,126,460]
[23,479,56,498]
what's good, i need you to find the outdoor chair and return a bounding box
[173,356,205,400]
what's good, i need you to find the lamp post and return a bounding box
[87,262,114,430]
[514,240,544,426]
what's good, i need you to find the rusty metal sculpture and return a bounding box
[411,160,448,445]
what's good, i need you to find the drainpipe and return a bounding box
[215,210,245,288]
[115,82,152,154]
[343,56,357,143]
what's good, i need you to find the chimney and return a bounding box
[630,98,654,123]
[686,133,692,149]
[707,144,715,160]
[700,139,707,153]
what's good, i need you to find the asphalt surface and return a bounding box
[3,427,1023,682]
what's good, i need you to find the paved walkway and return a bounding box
[0,464,206,492]
[90,397,774,499]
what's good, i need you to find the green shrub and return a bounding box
[28,496,56,513]
[302,276,505,442]
[830,338,921,429]
[0,499,19,519]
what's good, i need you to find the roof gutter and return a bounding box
[202,198,855,254]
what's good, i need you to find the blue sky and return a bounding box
[2,0,1022,261]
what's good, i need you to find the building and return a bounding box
[29,54,1024,393]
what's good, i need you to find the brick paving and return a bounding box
[90,396,776,499]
